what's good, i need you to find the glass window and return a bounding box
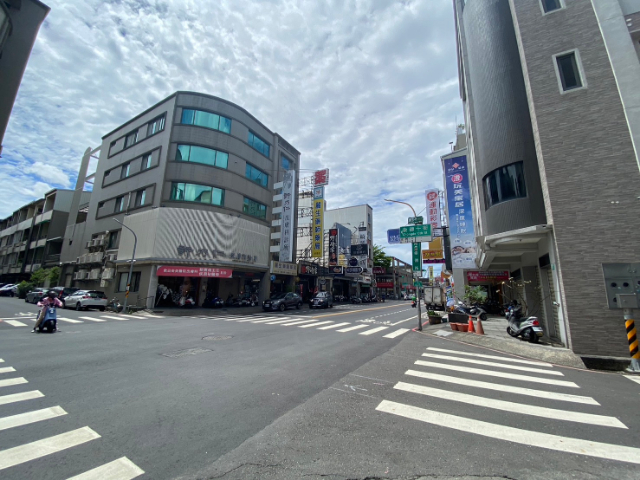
[245,164,269,188]
[483,162,527,209]
[107,231,119,250]
[170,182,224,206]
[114,196,126,213]
[219,116,232,134]
[120,163,130,179]
[195,110,219,130]
[147,115,165,136]
[248,132,270,157]
[181,109,195,125]
[124,130,138,148]
[142,153,152,170]
[243,197,267,219]
[281,155,292,170]
[181,108,231,133]
[556,52,583,91]
[175,144,228,169]
[118,272,140,292]
[134,189,146,207]
[541,0,562,13]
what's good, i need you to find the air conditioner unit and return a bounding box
[74,271,87,280]
[107,253,118,262]
[89,269,101,280]
[76,257,81,264]
[91,252,103,263]
[102,268,114,280]
[86,241,92,249]
[94,239,105,247]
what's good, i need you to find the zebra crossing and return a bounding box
[187,314,412,339]
[376,346,640,465]
[0,312,164,328]
[0,358,144,478]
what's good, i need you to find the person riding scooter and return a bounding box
[32,290,63,333]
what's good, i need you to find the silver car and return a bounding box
[25,288,48,304]
[64,290,108,311]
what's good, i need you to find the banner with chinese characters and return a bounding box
[314,169,330,186]
[312,188,324,258]
[157,266,233,278]
[329,228,338,266]
[271,261,297,276]
[422,237,444,261]
[279,170,296,262]
[425,189,441,229]
[444,155,476,269]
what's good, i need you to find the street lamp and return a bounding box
[113,218,137,314]
[384,198,423,331]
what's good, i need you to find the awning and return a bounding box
[476,225,552,271]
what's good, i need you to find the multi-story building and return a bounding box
[60,91,300,307]
[451,0,640,358]
[374,257,414,299]
[0,189,90,284]
[0,0,49,156]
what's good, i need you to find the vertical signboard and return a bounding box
[279,170,296,262]
[312,187,324,258]
[329,228,338,266]
[444,156,476,269]
[314,169,330,186]
[412,242,421,272]
[425,189,441,229]
[428,266,434,283]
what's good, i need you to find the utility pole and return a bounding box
[114,218,137,314]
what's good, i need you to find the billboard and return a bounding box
[422,237,444,261]
[350,244,368,256]
[329,228,338,266]
[336,223,352,255]
[311,190,324,258]
[444,155,476,269]
[425,189,441,229]
[314,169,330,186]
[279,170,296,262]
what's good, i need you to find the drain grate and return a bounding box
[162,348,212,358]
[202,335,233,341]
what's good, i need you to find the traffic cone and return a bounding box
[468,316,475,333]
[475,318,485,335]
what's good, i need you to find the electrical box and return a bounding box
[602,263,640,309]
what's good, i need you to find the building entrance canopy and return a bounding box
[476,225,552,271]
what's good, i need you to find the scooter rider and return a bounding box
[32,290,63,333]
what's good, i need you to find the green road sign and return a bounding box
[408,216,423,225]
[401,224,432,238]
[414,281,423,287]
[412,242,421,272]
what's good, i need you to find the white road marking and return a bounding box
[414,360,578,388]
[318,322,351,330]
[1,317,40,321]
[337,325,369,333]
[0,367,16,374]
[394,382,625,428]
[0,426,101,471]
[79,317,106,323]
[0,378,28,388]
[66,456,144,480]
[280,319,319,326]
[0,359,3,363]
[405,369,598,405]
[0,391,44,406]
[250,318,286,323]
[264,319,304,324]
[360,326,389,336]
[100,316,128,321]
[224,317,247,321]
[384,328,410,339]
[426,347,552,367]
[389,316,417,326]
[0,406,68,432]
[121,315,147,319]
[300,321,334,328]
[376,400,640,465]
[5,320,27,327]
[140,314,163,318]
[420,353,563,376]
[624,375,640,385]
[237,317,274,322]
[57,318,84,324]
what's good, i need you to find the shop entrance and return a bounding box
[156,276,200,307]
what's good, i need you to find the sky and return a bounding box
[2,0,462,265]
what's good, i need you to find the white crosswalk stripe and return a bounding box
[299,321,334,328]
[251,318,288,323]
[360,326,388,336]
[0,426,101,471]
[0,391,44,406]
[0,359,4,363]
[426,347,552,367]
[79,316,107,323]
[384,328,410,339]
[67,456,144,480]
[318,322,351,330]
[100,315,128,321]
[624,375,640,386]
[264,318,304,324]
[280,319,319,326]
[337,325,369,333]
[57,318,84,324]
[5,320,27,327]
[0,378,28,388]
[420,353,564,376]
[0,406,68,432]
[0,367,16,374]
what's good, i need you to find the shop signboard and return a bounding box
[372,266,386,274]
[329,266,344,275]
[350,244,368,256]
[422,237,444,261]
[157,266,232,278]
[425,189,442,229]
[428,266,434,283]
[328,228,338,266]
[423,260,446,264]
[412,242,421,272]
[387,229,401,244]
[314,169,330,186]
[280,170,296,262]
[444,155,477,269]
[377,282,394,288]
[271,261,297,276]
[311,194,324,258]
[346,267,363,274]
[467,270,510,282]
[299,264,319,275]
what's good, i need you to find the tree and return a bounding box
[373,244,391,269]
[48,267,60,287]
[30,268,48,287]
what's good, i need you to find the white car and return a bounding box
[0,284,18,297]
[64,290,108,311]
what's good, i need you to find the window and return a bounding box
[170,182,225,206]
[176,144,228,169]
[245,163,269,188]
[120,163,131,179]
[114,196,126,213]
[117,272,140,292]
[281,155,292,170]
[109,141,117,156]
[483,162,527,209]
[248,132,270,157]
[243,197,267,219]
[555,51,584,91]
[124,130,138,148]
[541,0,563,13]
[181,109,232,134]
[147,115,165,136]
[134,189,146,207]
[107,231,119,250]
[142,153,152,170]
[98,202,105,209]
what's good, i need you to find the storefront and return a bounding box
[155,266,233,307]
[466,270,509,303]
[270,261,296,295]
[298,262,320,303]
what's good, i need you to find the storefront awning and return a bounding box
[476,225,552,271]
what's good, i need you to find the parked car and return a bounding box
[0,284,18,297]
[262,292,302,312]
[49,286,79,307]
[64,290,108,311]
[25,288,48,304]
[310,292,333,309]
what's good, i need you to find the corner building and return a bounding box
[61,92,300,308]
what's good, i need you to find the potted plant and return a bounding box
[427,310,441,325]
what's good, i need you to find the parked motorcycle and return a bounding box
[454,301,488,321]
[506,302,543,343]
[106,298,123,313]
[37,306,58,333]
[350,295,362,304]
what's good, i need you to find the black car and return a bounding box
[263,292,302,312]
[310,292,333,309]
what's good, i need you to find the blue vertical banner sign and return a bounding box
[444,155,477,269]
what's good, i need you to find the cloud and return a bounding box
[2,0,462,265]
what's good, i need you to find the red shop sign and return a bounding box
[466,270,509,283]
[157,266,233,278]
[372,267,386,274]
[376,282,394,288]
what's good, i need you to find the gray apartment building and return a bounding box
[0,189,90,284]
[0,0,49,156]
[451,0,640,358]
[60,92,300,308]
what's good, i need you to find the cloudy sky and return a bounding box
[3,0,462,263]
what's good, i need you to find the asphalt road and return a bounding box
[0,296,420,479]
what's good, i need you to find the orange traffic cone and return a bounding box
[476,318,485,335]
[468,316,475,333]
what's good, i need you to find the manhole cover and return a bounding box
[162,348,212,358]
[202,335,233,341]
